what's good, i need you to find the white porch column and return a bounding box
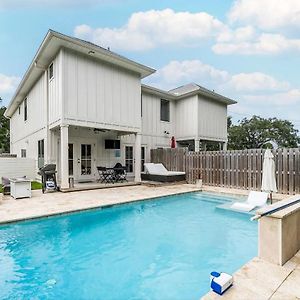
[134,133,142,182]
[223,142,228,151]
[194,139,200,152]
[46,129,55,164]
[60,124,69,189]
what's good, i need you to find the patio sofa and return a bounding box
[141,163,186,182]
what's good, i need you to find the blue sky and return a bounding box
[1,0,300,130]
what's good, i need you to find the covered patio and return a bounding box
[47,124,142,190]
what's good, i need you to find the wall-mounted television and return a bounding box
[105,139,120,149]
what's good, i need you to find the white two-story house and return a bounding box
[5,30,236,188]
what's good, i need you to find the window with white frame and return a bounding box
[160,99,170,122]
[21,149,26,158]
[38,139,44,168]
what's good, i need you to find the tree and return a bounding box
[0,97,10,153]
[228,116,300,150]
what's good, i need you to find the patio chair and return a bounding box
[231,191,269,212]
[97,166,113,183]
[113,163,127,182]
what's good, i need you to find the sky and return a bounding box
[1,0,300,130]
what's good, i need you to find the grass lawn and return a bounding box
[31,181,43,190]
[0,181,42,193]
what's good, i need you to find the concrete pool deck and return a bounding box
[0,183,201,224]
[202,250,300,300]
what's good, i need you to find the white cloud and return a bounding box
[0,73,20,96]
[213,33,300,55]
[224,72,290,92]
[217,25,256,43]
[228,0,300,31]
[74,9,226,51]
[144,60,230,90]
[243,89,300,106]
[145,60,290,94]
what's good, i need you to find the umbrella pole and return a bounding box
[270,192,273,204]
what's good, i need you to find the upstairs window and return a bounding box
[160,99,170,122]
[24,98,27,121]
[49,63,54,80]
[21,149,26,158]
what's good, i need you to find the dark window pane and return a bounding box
[24,98,27,121]
[86,145,91,158]
[81,144,86,158]
[68,144,73,159]
[49,63,54,80]
[160,99,170,122]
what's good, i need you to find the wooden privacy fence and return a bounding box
[151,148,300,195]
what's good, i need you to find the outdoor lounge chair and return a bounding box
[231,191,269,212]
[141,163,186,182]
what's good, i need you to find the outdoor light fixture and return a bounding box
[88,50,95,55]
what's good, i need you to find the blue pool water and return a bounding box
[0,192,257,300]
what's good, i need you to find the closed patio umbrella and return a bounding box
[171,136,176,148]
[261,149,277,203]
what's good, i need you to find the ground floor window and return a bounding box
[38,139,44,168]
[125,146,133,173]
[68,143,74,176]
[81,144,92,175]
[141,146,145,172]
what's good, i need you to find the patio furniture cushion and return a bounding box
[144,163,185,176]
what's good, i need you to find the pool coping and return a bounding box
[0,186,204,225]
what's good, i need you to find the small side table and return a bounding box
[10,178,31,199]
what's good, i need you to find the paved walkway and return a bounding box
[202,251,300,300]
[0,183,201,224]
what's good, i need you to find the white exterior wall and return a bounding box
[123,92,175,162]
[10,72,48,172]
[0,158,36,180]
[63,49,141,132]
[175,95,198,140]
[198,96,227,141]
[48,50,63,126]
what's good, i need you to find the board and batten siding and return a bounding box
[0,158,36,180]
[198,96,227,141]
[10,71,48,160]
[63,49,141,132]
[175,95,198,140]
[122,92,176,161]
[48,50,63,126]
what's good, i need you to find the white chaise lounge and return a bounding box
[141,163,186,182]
[231,191,269,212]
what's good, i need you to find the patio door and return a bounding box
[125,146,134,173]
[79,144,93,181]
[125,146,146,173]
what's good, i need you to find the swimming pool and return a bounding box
[0,192,257,300]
